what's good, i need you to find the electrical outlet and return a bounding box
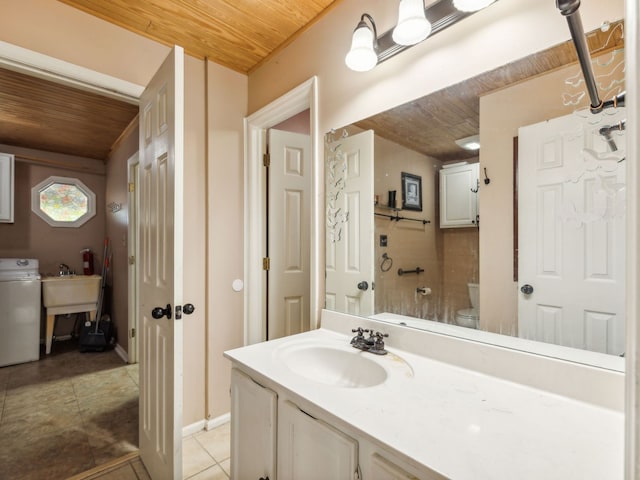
[380,235,388,247]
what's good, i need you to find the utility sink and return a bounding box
[276,341,389,388]
[42,275,102,308]
[41,275,102,355]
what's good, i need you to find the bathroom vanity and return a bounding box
[225,310,623,480]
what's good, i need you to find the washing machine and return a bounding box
[0,258,41,367]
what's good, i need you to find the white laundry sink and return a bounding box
[42,275,101,308]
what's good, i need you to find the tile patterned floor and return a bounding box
[0,340,138,480]
[0,339,231,480]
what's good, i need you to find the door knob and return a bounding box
[183,303,195,315]
[357,281,369,291]
[152,304,172,319]
[520,284,534,295]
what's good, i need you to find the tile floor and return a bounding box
[0,339,231,480]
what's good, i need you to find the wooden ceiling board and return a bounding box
[57,0,339,74]
[0,67,139,160]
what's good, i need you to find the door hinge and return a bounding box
[130,328,136,338]
[128,182,135,192]
[263,257,270,270]
[263,153,270,167]
[128,255,135,265]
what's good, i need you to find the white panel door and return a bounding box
[138,46,184,479]
[268,129,311,340]
[518,109,625,355]
[278,400,358,480]
[230,369,277,480]
[325,130,375,316]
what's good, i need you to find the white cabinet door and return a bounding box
[0,153,14,223]
[439,163,479,228]
[371,453,419,480]
[231,369,277,480]
[278,400,358,480]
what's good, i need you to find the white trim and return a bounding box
[182,419,206,437]
[205,412,231,431]
[625,0,639,476]
[181,413,230,437]
[114,343,129,363]
[0,40,143,104]
[243,77,320,345]
[127,153,140,364]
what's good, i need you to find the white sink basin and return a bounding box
[276,341,388,388]
[42,275,101,308]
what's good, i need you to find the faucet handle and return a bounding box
[351,327,369,336]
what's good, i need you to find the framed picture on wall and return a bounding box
[401,172,422,211]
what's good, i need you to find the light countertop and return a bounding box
[225,327,623,480]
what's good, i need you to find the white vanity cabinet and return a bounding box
[439,162,479,228]
[230,368,277,480]
[230,366,443,480]
[0,153,15,223]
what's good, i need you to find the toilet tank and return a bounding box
[468,283,479,309]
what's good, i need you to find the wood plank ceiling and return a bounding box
[58,0,340,74]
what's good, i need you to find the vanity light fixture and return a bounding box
[453,0,497,12]
[455,134,481,150]
[345,14,379,72]
[346,0,499,72]
[392,0,432,46]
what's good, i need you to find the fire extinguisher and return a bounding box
[81,248,94,275]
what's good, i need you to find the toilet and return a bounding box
[455,283,479,328]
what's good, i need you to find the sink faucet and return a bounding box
[59,263,72,276]
[350,327,388,355]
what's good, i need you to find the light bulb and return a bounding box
[392,0,431,46]
[453,0,497,13]
[345,23,378,72]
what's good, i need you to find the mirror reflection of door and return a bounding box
[267,123,311,340]
[325,130,375,316]
[517,109,626,355]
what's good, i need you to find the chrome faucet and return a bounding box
[350,327,388,355]
[59,263,72,276]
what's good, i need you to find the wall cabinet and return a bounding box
[0,153,15,223]
[230,367,443,480]
[439,163,479,228]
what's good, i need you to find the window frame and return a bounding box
[31,175,96,228]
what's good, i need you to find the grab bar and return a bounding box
[397,267,424,276]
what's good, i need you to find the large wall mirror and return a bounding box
[325,9,626,368]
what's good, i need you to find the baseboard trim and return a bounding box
[182,413,230,437]
[114,343,128,363]
[183,419,207,437]
[206,412,231,430]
